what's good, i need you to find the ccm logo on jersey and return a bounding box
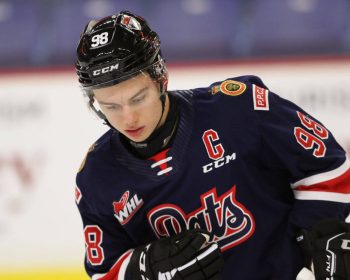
[253,84,269,110]
[113,190,143,225]
[202,129,236,173]
[92,63,119,76]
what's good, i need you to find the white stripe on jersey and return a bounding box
[92,273,106,280]
[91,249,133,280]
[291,157,350,188]
[117,252,133,280]
[293,190,350,203]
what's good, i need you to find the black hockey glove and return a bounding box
[296,219,350,280]
[125,229,224,280]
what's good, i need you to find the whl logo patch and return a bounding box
[113,190,143,225]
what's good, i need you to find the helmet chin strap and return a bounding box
[156,93,166,127]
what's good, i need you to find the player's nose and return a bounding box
[122,106,138,127]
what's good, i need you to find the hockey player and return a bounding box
[75,11,350,280]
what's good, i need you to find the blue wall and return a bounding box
[0,0,349,68]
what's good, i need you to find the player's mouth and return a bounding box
[125,126,145,138]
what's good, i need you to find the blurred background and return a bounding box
[1,0,350,279]
[1,0,350,68]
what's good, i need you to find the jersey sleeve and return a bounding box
[75,137,136,280]
[76,189,135,280]
[251,77,350,231]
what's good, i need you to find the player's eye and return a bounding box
[131,94,146,105]
[105,104,121,111]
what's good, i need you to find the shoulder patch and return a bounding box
[220,80,246,96]
[252,84,269,111]
[211,80,246,96]
[78,143,97,173]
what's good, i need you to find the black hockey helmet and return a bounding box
[76,11,168,94]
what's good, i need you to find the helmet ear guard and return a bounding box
[148,55,168,94]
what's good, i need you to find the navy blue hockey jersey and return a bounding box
[75,75,350,280]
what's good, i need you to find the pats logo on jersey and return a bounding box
[113,190,143,225]
[148,186,255,251]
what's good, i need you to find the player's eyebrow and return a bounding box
[97,86,149,106]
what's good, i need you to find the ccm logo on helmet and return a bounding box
[341,239,350,250]
[92,63,119,76]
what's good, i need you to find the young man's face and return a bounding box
[93,73,164,142]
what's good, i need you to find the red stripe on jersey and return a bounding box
[149,148,170,171]
[96,250,133,280]
[294,167,350,194]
